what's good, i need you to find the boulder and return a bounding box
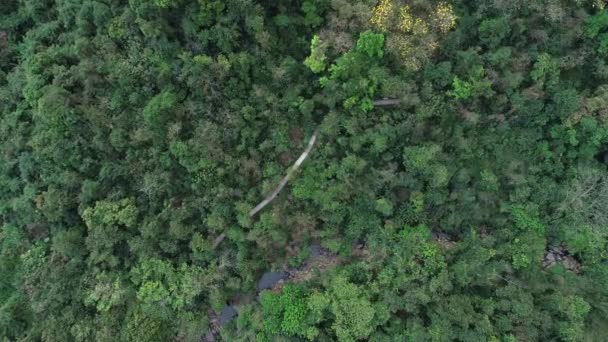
[218,306,237,326]
[257,271,287,291]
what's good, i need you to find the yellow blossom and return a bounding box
[370,1,457,70]
[412,18,429,35]
[371,0,393,31]
[399,6,414,32]
[435,2,457,33]
[391,36,423,71]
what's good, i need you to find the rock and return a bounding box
[257,271,287,291]
[202,330,215,342]
[433,231,457,249]
[543,245,582,274]
[218,306,237,326]
[310,244,323,258]
[562,255,582,274]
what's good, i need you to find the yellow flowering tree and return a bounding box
[370,0,457,70]
[371,0,393,31]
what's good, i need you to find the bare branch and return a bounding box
[212,233,226,249]
[249,129,319,217]
[373,98,401,106]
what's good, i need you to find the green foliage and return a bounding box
[448,66,493,100]
[403,144,440,171]
[260,285,318,340]
[304,35,327,73]
[478,17,511,48]
[585,10,608,38]
[84,274,128,312]
[511,205,545,234]
[356,30,384,59]
[375,198,393,216]
[316,30,389,113]
[153,0,178,9]
[531,53,560,88]
[329,276,376,341]
[123,306,170,342]
[1,0,608,340]
[260,291,282,335]
[301,0,326,28]
[449,76,474,99]
[82,198,139,267]
[598,33,608,55]
[131,259,204,311]
[554,295,591,341]
[480,169,499,191]
[143,90,178,129]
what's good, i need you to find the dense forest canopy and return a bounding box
[1,0,608,341]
